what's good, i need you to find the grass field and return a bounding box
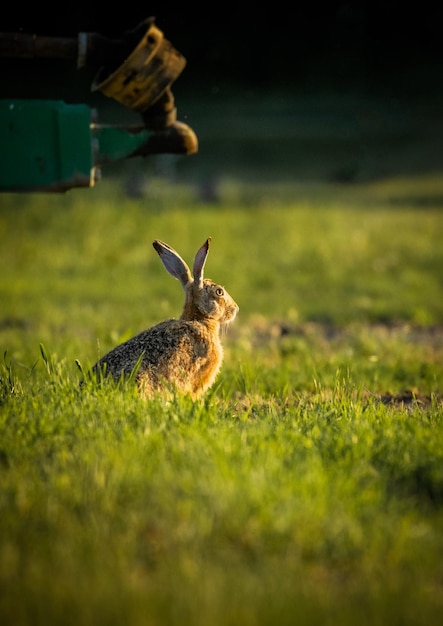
[1,171,443,625]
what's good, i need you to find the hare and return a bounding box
[91,238,238,399]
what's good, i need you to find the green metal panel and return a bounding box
[0,99,196,192]
[0,100,95,192]
[93,125,150,164]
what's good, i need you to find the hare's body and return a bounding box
[94,317,223,398]
[91,240,238,399]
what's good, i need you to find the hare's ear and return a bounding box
[153,240,192,287]
[193,238,211,288]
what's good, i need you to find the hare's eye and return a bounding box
[215,288,224,297]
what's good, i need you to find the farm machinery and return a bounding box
[0,18,198,192]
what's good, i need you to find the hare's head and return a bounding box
[153,238,238,324]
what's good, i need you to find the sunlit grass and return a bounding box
[1,175,443,625]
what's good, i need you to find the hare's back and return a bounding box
[94,318,202,379]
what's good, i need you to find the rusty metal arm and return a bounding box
[0,18,155,67]
[0,19,191,129]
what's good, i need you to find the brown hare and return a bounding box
[91,238,238,399]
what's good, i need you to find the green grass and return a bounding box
[1,175,443,625]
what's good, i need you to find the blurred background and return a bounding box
[2,2,443,189]
[1,3,443,376]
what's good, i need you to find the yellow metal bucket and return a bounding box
[92,22,186,113]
